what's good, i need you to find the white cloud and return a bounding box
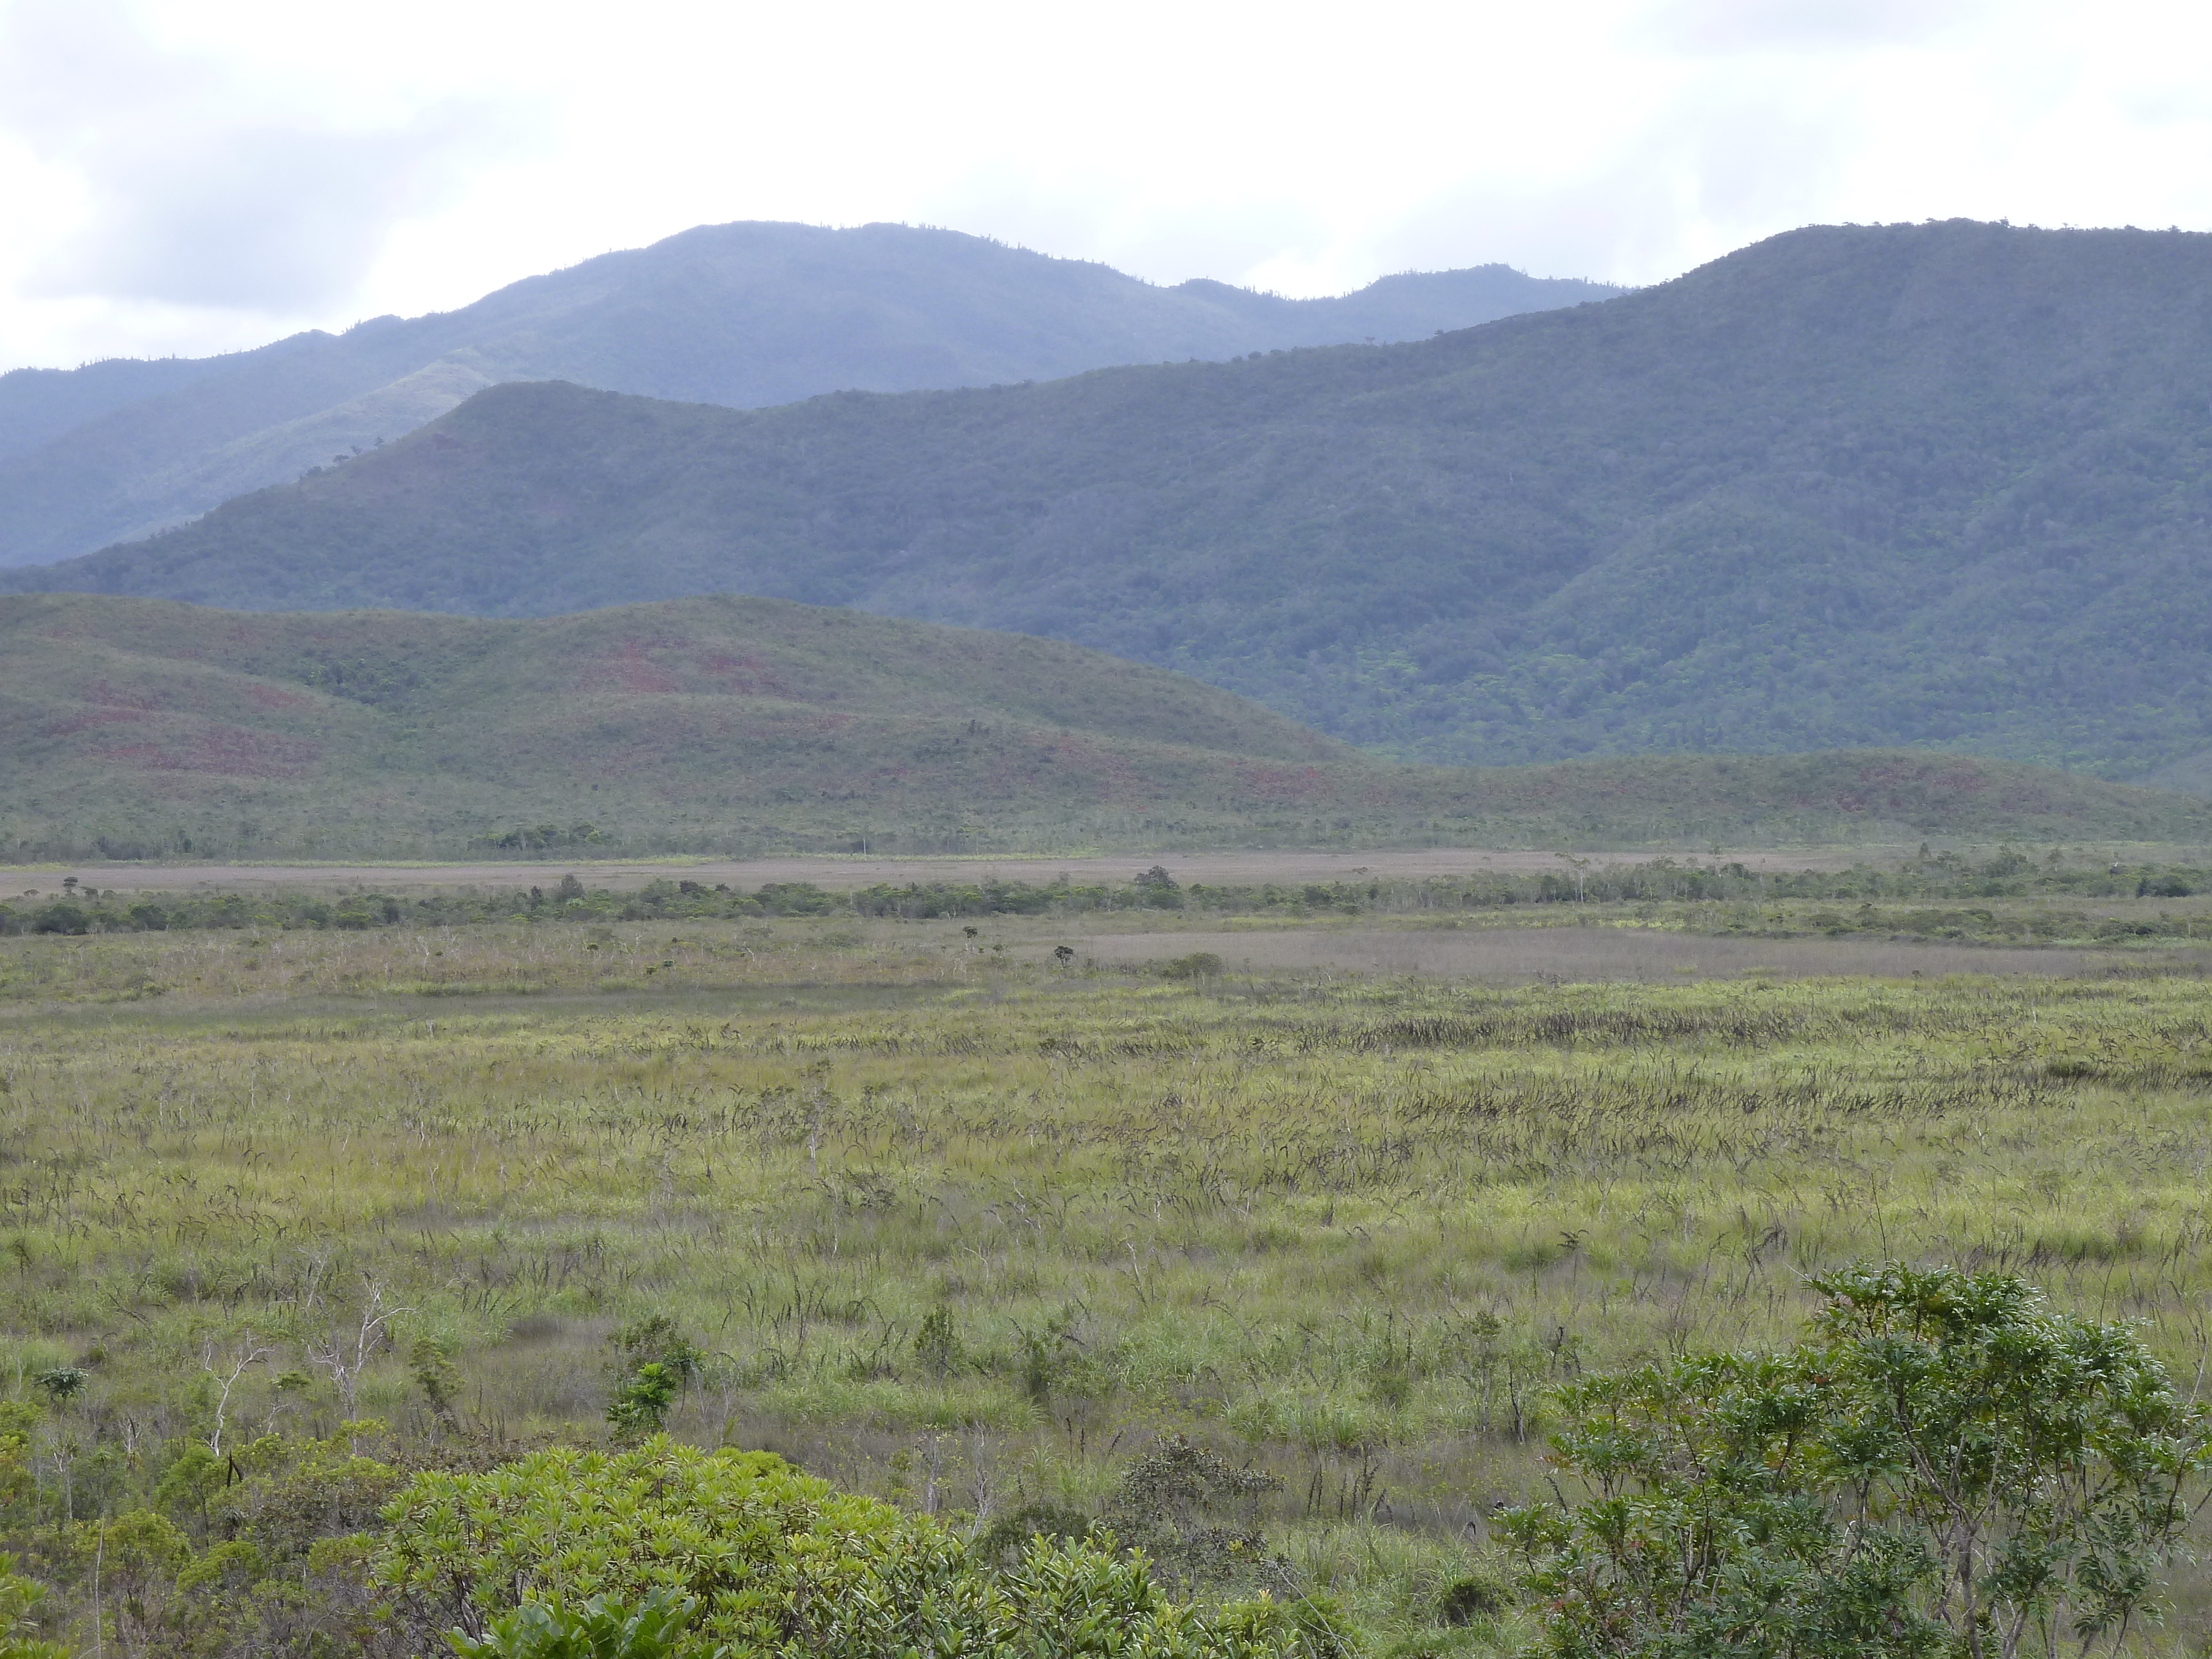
[1635,0,1992,54]
[27,118,499,310]
[0,0,531,359]
[0,0,2208,369]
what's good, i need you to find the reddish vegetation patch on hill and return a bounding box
[694,650,796,700]
[585,640,689,696]
[4,593,2209,860]
[95,726,320,778]
[1227,763,1337,804]
[81,680,160,711]
[51,707,148,737]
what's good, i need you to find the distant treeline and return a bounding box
[0,850,2199,938]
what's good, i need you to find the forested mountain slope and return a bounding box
[6,594,2208,862]
[14,220,2211,781]
[0,222,1614,567]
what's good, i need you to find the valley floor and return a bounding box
[0,843,1916,895]
[0,883,2208,1652]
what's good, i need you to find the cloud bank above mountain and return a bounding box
[0,0,2206,369]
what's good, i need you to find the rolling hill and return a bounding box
[4,594,2207,862]
[14,219,2208,785]
[0,221,1617,569]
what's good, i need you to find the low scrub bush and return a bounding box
[1500,1264,2212,1659]
[1160,952,1227,981]
[378,1437,1329,1659]
[9,846,2202,940]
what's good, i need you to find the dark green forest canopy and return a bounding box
[12,219,2212,782]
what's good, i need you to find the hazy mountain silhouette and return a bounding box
[0,221,1618,567]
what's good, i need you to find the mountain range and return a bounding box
[7,593,2205,862]
[0,221,1617,570]
[16,219,2209,789]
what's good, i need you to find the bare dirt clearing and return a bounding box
[1058,925,2195,980]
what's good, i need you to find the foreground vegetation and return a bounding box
[1510,1264,2212,1659]
[0,901,2206,1652]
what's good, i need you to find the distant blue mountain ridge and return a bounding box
[0,222,1618,568]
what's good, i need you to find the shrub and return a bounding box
[1160,952,1225,981]
[378,1439,1320,1659]
[1107,1434,1289,1593]
[1214,1591,1356,1659]
[604,1317,703,1439]
[377,1442,912,1647]
[912,1305,963,1378]
[30,1368,84,1405]
[971,1501,1097,1566]
[1499,1263,2212,1659]
[448,1588,706,1658]
[604,1365,679,1440]
[410,1335,463,1427]
[1433,1574,1505,1627]
[0,1551,65,1659]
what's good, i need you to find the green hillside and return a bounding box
[2148,748,2212,796]
[19,219,2211,784]
[0,221,1615,568]
[4,594,2208,862]
[0,593,1363,860]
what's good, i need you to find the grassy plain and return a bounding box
[0,894,2209,1651]
[9,838,2209,895]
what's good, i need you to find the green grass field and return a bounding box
[0,886,2209,1652]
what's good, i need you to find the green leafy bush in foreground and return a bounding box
[379,1438,1347,1659]
[449,1587,711,1658]
[0,1551,66,1659]
[1500,1264,2212,1659]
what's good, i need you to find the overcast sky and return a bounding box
[1,0,2207,372]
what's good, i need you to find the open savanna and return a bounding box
[11,837,2211,897]
[1,897,2210,1653]
[0,845,1922,899]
